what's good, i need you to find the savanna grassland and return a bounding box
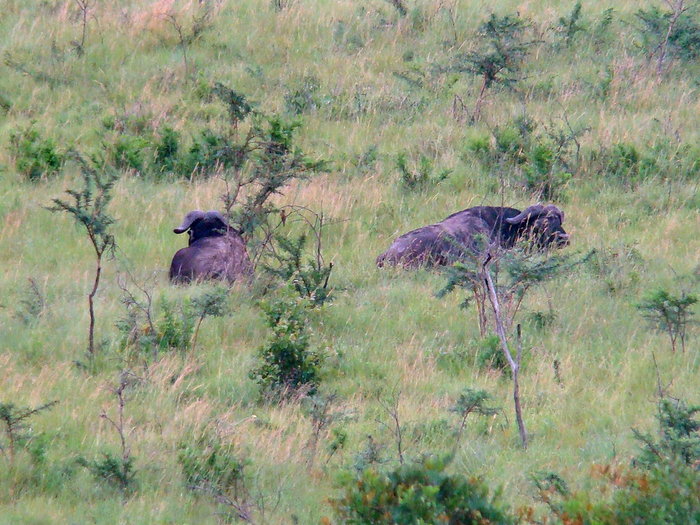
[1,0,699,523]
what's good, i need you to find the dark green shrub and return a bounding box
[395,151,451,191]
[179,436,247,496]
[476,335,510,374]
[9,126,65,181]
[528,395,700,525]
[553,2,585,47]
[77,453,136,493]
[331,455,514,524]
[249,293,322,398]
[14,278,46,325]
[153,126,180,175]
[108,134,150,173]
[633,397,700,468]
[636,6,700,61]
[263,231,334,307]
[180,128,237,177]
[0,401,58,466]
[284,75,322,115]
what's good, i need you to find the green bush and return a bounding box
[395,151,451,191]
[9,126,65,181]
[331,455,514,524]
[108,134,150,173]
[249,293,323,398]
[153,126,180,175]
[475,335,511,375]
[636,6,700,61]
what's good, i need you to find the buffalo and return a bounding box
[376,204,569,268]
[169,210,253,284]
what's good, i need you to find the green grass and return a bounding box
[1,1,699,523]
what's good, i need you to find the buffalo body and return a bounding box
[169,210,253,284]
[376,204,569,268]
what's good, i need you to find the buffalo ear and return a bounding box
[505,204,544,225]
[174,210,205,234]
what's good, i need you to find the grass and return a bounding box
[1,0,699,523]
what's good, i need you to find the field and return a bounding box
[1,1,699,523]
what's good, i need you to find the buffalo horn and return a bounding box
[174,210,205,234]
[505,204,544,224]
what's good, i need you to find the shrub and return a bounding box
[636,5,700,61]
[331,455,514,524]
[395,151,451,191]
[262,231,334,307]
[77,453,136,493]
[153,126,180,175]
[9,126,65,181]
[284,75,322,115]
[475,335,510,374]
[528,395,700,524]
[107,134,150,173]
[249,293,322,398]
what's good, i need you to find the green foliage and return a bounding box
[454,13,532,89]
[107,134,150,173]
[553,2,585,47]
[211,82,253,127]
[637,287,697,352]
[475,335,510,374]
[0,401,58,465]
[465,116,580,199]
[450,388,499,423]
[179,436,247,496]
[180,127,241,177]
[263,231,334,306]
[636,5,700,61]
[249,293,322,398]
[77,453,136,493]
[9,126,65,181]
[284,75,322,115]
[395,151,451,191]
[47,154,118,258]
[156,299,196,351]
[153,126,180,175]
[528,395,700,525]
[331,455,514,524]
[633,397,700,468]
[14,278,45,325]
[117,294,196,356]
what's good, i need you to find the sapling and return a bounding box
[48,154,118,358]
[451,13,534,121]
[637,286,697,353]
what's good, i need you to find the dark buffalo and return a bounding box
[169,210,253,284]
[376,204,569,268]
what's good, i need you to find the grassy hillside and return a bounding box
[1,1,698,523]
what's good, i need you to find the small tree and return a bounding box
[190,285,229,353]
[439,247,579,448]
[449,388,499,454]
[637,287,697,353]
[48,155,118,358]
[452,14,534,121]
[78,372,137,493]
[0,401,58,466]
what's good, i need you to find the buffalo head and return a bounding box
[173,210,234,245]
[505,204,570,249]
